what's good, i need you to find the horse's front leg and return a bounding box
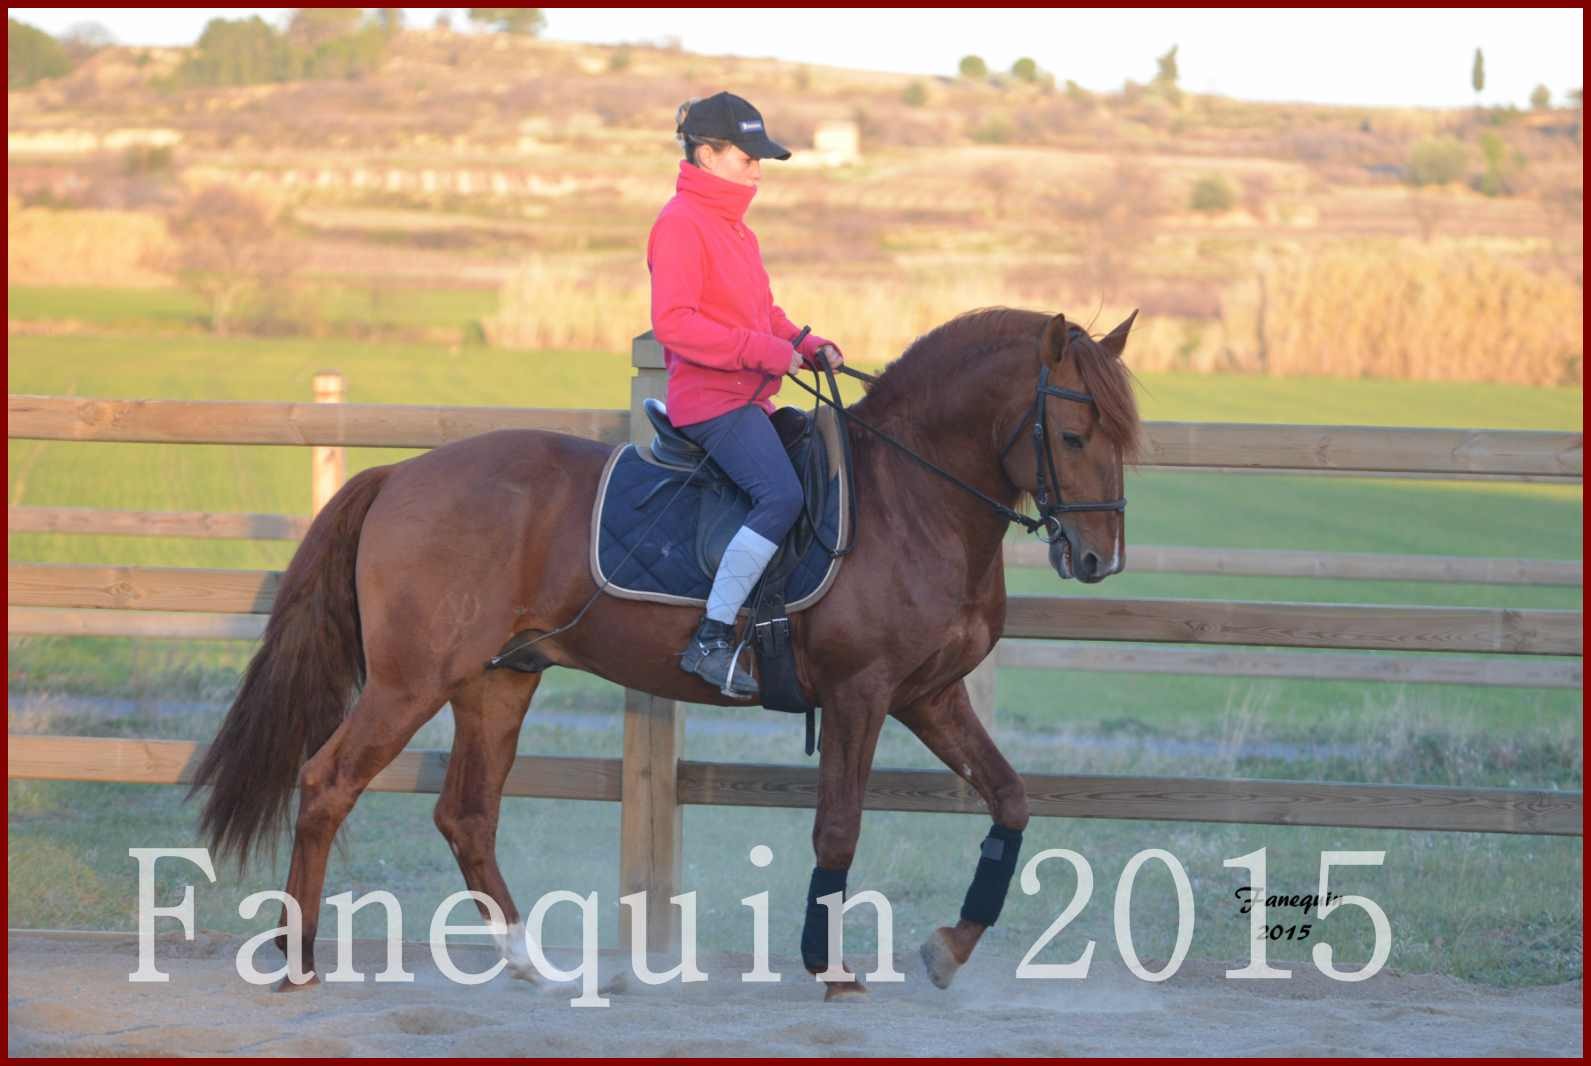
[802,677,890,1002]
[891,676,1030,990]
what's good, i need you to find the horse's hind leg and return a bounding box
[891,677,1030,990]
[277,679,448,991]
[432,670,540,981]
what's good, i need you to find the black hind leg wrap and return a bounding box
[800,865,848,972]
[959,823,1024,927]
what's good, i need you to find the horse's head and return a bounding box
[1000,310,1142,584]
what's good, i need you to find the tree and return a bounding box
[1405,187,1449,243]
[1154,44,1179,88]
[1476,131,1518,197]
[467,9,546,35]
[1011,56,1038,83]
[1046,157,1170,301]
[958,54,987,79]
[8,18,72,88]
[1530,84,1552,110]
[164,186,298,337]
[287,8,364,48]
[375,9,404,36]
[1471,47,1484,99]
[1152,44,1182,104]
[180,12,389,86]
[181,16,296,85]
[61,21,114,64]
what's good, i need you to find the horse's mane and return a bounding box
[854,306,1143,460]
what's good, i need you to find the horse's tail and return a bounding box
[187,464,391,872]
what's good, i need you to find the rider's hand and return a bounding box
[788,350,805,375]
[813,343,844,370]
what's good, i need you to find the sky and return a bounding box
[8,7,1584,109]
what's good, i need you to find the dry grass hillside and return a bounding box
[7,29,1584,384]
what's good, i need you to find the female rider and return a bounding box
[646,91,844,697]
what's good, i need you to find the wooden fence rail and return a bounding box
[9,507,312,541]
[12,506,1581,588]
[9,608,1579,689]
[9,562,1580,656]
[8,736,1578,837]
[11,394,1582,480]
[1004,541,1582,586]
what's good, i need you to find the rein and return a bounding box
[785,342,1127,541]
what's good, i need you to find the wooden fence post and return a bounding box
[618,332,684,954]
[311,371,345,515]
[966,652,998,729]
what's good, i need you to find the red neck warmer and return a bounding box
[675,159,756,225]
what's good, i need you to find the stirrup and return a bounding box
[718,636,756,699]
[681,618,758,698]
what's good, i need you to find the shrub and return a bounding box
[969,114,1013,144]
[1189,174,1236,212]
[163,186,301,336]
[1531,84,1552,110]
[1011,57,1038,83]
[902,81,928,107]
[607,46,631,72]
[958,54,987,79]
[1475,130,1520,197]
[1405,136,1468,186]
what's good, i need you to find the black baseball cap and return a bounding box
[679,91,791,160]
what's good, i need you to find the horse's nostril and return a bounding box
[1080,551,1099,577]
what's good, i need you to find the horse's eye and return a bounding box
[1062,432,1085,449]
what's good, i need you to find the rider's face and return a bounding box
[697,143,762,187]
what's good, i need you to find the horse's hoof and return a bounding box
[920,928,962,990]
[822,976,869,1002]
[505,961,540,985]
[272,971,321,994]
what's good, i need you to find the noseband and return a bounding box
[997,363,1128,544]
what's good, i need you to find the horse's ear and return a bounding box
[1099,310,1139,358]
[1039,313,1069,366]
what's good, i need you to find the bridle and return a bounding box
[996,362,1128,544]
[784,344,1128,544]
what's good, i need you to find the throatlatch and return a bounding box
[959,823,1024,927]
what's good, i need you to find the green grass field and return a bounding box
[6,286,1583,986]
[8,282,498,337]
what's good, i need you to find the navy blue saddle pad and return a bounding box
[589,423,846,613]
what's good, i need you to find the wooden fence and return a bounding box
[7,335,1584,949]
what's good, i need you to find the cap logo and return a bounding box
[738,120,763,132]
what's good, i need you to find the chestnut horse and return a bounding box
[189,306,1142,996]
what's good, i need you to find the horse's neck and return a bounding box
[851,357,1030,576]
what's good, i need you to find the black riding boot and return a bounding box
[679,615,758,698]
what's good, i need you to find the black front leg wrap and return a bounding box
[800,865,848,972]
[959,823,1024,927]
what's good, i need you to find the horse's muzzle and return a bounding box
[1050,532,1112,584]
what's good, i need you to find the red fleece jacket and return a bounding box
[646,160,837,427]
